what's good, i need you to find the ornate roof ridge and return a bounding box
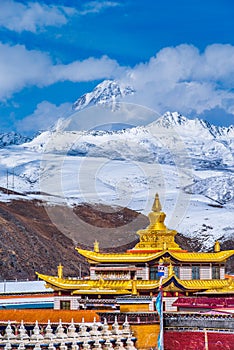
[76,247,234,263]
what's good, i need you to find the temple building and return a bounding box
[37,194,234,312]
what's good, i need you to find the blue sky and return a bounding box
[0,0,234,134]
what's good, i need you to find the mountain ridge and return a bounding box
[0,132,31,148]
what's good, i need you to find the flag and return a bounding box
[158,264,165,278]
[155,289,164,350]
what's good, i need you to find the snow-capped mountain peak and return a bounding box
[72,80,135,111]
[153,111,188,127]
[151,111,234,140]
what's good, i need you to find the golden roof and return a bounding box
[198,278,234,294]
[36,272,234,294]
[76,248,234,263]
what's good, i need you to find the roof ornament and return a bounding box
[55,319,68,339]
[131,279,138,295]
[18,320,29,341]
[168,263,174,276]
[30,321,44,341]
[57,263,63,279]
[148,193,166,230]
[4,321,16,340]
[214,240,221,253]
[94,240,99,253]
[44,320,55,340]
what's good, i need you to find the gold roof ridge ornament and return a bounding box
[214,240,220,253]
[57,263,63,279]
[94,240,99,253]
[131,279,138,295]
[168,263,174,276]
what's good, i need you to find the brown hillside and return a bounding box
[0,197,148,280]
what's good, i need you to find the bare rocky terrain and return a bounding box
[0,192,148,280]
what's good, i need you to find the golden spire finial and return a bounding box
[214,240,220,253]
[152,193,162,212]
[168,263,174,276]
[131,279,138,295]
[94,240,99,253]
[57,263,63,279]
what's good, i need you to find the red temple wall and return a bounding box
[164,331,234,350]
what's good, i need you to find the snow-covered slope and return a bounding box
[0,108,233,251]
[184,175,234,204]
[0,132,31,148]
[73,80,135,111]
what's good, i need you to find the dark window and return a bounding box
[212,265,220,279]
[192,266,200,279]
[149,267,159,280]
[60,300,71,310]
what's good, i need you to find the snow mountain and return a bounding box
[153,111,234,138]
[72,80,135,111]
[0,99,233,252]
[25,111,234,170]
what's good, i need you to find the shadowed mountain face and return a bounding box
[0,196,148,280]
[0,194,233,280]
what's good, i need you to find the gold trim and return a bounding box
[76,248,234,263]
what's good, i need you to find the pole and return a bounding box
[156,277,164,350]
[204,328,209,350]
[160,277,164,350]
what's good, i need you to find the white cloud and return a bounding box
[124,44,234,120]
[0,43,53,100]
[16,101,71,133]
[52,56,125,82]
[0,0,76,33]
[79,1,120,15]
[0,42,125,100]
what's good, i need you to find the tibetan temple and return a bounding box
[37,194,234,312]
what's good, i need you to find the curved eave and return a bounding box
[198,288,234,295]
[76,248,163,263]
[171,250,234,263]
[76,248,234,263]
[36,272,160,291]
[176,278,233,291]
[36,273,91,291]
[36,272,234,293]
